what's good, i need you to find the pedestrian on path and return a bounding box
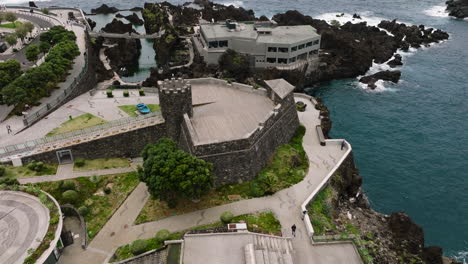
[341,140,345,150]
[6,125,12,134]
[291,224,296,237]
[301,210,308,220]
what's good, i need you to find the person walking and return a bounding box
[6,125,12,134]
[291,224,296,237]
[341,140,346,150]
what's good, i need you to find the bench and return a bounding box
[316,125,326,146]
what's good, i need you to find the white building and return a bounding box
[193,20,321,70]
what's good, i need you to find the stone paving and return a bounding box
[56,95,362,264]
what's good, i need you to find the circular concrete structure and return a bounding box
[0,191,50,264]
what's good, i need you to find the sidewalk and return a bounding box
[57,95,362,264]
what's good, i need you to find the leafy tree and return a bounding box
[5,34,17,47]
[4,12,17,26]
[39,41,51,54]
[218,49,251,82]
[14,25,28,43]
[23,22,35,37]
[0,60,22,89]
[139,138,214,208]
[25,44,40,64]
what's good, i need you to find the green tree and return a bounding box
[39,41,51,54]
[5,34,17,47]
[218,49,251,82]
[23,22,35,38]
[41,8,50,15]
[4,12,17,27]
[0,60,22,89]
[139,138,214,208]
[25,44,40,64]
[14,25,28,43]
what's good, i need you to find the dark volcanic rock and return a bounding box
[423,246,444,264]
[87,18,97,30]
[352,13,361,19]
[387,54,403,67]
[104,38,142,72]
[389,212,424,255]
[102,19,138,34]
[123,13,144,25]
[142,3,171,34]
[115,13,124,18]
[202,2,256,22]
[130,7,143,12]
[91,4,119,14]
[359,70,401,89]
[29,1,38,8]
[446,0,468,18]
[378,20,449,48]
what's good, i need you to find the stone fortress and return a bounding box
[11,77,299,185]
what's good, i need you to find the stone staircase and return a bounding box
[244,235,294,264]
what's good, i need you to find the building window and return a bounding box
[291,46,297,52]
[298,53,308,60]
[208,41,218,48]
[306,41,313,47]
[309,50,318,56]
[289,57,296,63]
[266,57,276,63]
[278,47,288,53]
[278,58,288,64]
[313,39,320,45]
[298,44,305,50]
[268,47,277,52]
[218,40,228,47]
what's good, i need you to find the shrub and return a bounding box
[155,229,170,243]
[0,165,5,177]
[249,182,265,197]
[78,206,89,216]
[74,158,85,167]
[130,239,148,256]
[61,180,76,191]
[0,177,19,186]
[106,89,113,98]
[220,211,234,224]
[104,186,111,194]
[27,161,37,171]
[123,90,129,97]
[139,89,145,96]
[12,48,18,52]
[27,161,45,172]
[90,175,101,184]
[41,8,50,15]
[112,80,120,86]
[256,172,279,194]
[330,19,341,27]
[62,190,79,203]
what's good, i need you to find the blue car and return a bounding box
[136,104,150,114]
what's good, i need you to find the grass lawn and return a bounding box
[74,158,131,171]
[112,211,280,262]
[118,104,160,117]
[2,163,58,178]
[34,172,140,240]
[0,21,23,28]
[135,125,308,224]
[46,113,107,137]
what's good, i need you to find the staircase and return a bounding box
[244,234,294,264]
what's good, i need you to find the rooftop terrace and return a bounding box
[189,79,276,144]
[200,22,319,44]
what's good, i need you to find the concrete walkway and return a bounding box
[18,158,142,184]
[57,95,362,264]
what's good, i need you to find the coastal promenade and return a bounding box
[57,95,362,264]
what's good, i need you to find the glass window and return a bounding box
[298,44,305,50]
[291,46,297,52]
[306,41,313,47]
[209,41,218,48]
[278,58,288,64]
[278,47,288,53]
[266,57,276,63]
[309,50,318,55]
[313,39,320,45]
[289,57,296,63]
[268,47,277,52]
[218,40,228,47]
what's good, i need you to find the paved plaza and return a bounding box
[0,191,50,264]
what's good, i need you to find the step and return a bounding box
[282,253,294,264]
[255,250,265,264]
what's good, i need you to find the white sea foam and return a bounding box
[454,251,468,264]
[423,4,449,17]
[221,1,244,8]
[316,11,393,28]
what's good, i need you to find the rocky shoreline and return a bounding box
[446,0,468,18]
[91,2,455,262]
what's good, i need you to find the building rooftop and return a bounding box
[189,78,276,144]
[0,191,50,264]
[265,79,296,99]
[200,22,319,44]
